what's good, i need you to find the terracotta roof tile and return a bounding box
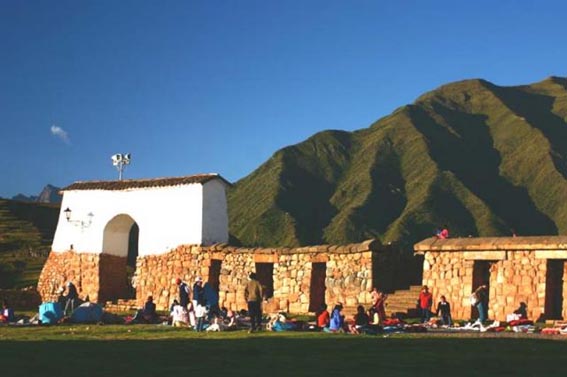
[414,236,567,252]
[62,173,231,192]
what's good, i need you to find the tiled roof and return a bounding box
[62,173,231,192]
[414,236,567,252]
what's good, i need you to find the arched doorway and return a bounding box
[99,214,139,303]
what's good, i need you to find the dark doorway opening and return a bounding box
[545,260,565,320]
[471,260,492,320]
[255,263,274,299]
[126,223,139,299]
[100,214,138,303]
[208,259,222,293]
[309,262,327,312]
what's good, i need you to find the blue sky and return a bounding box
[1,0,566,198]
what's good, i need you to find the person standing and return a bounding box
[64,281,78,316]
[418,285,433,323]
[203,281,220,318]
[436,295,452,326]
[244,272,263,333]
[375,291,388,325]
[176,278,191,309]
[473,284,488,323]
[192,277,204,308]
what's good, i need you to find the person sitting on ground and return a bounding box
[435,295,452,326]
[133,295,158,324]
[170,300,189,327]
[326,303,345,332]
[349,305,369,334]
[170,299,180,313]
[0,300,15,323]
[223,309,237,330]
[316,303,330,329]
[513,302,528,319]
[206,314,226,332]
[270,312,300,332]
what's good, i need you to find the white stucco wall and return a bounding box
[202,179,229,245]
[51,179,229,256]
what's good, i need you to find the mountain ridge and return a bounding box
[228,76,567,247]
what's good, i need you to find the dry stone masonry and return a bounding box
[415,236,567,321]
[38,239,382,313]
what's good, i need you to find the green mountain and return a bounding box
[228,76,567,248]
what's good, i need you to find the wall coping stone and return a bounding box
[414,236,567,253]
[206,238,381,255]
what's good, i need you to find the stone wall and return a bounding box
[37,251,127,304]
[38,251,100,302]
[135,240,380,313]
[38,239,384,314]
[415,236,567,321]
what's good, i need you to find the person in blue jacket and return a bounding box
[326,303,345,332]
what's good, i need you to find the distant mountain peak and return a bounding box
[12,184,62,204]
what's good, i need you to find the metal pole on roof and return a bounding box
[111,153,131,180]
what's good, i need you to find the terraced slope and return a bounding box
[0,199,59,252]
[228,76,567,247]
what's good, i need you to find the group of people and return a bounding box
[314,288,390,334]
[133,276,220,330]
[417,285,453,326]
[133,273,265,333]
[417,283,527,326]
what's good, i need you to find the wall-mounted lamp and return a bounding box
[64,207,94,230]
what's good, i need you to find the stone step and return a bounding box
[375,285,424,317]
[104,299,139,313]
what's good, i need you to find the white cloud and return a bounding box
[50,125,70,144]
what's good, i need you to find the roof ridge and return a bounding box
[62,173,231,192]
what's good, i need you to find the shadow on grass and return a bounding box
[1,335,567,377]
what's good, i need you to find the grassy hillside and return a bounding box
[0,199,59,288]
[228,76,567,247]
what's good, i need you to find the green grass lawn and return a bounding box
[1,325,566,376]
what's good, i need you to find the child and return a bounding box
[436,295,452,326]
[194,302,208,331]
